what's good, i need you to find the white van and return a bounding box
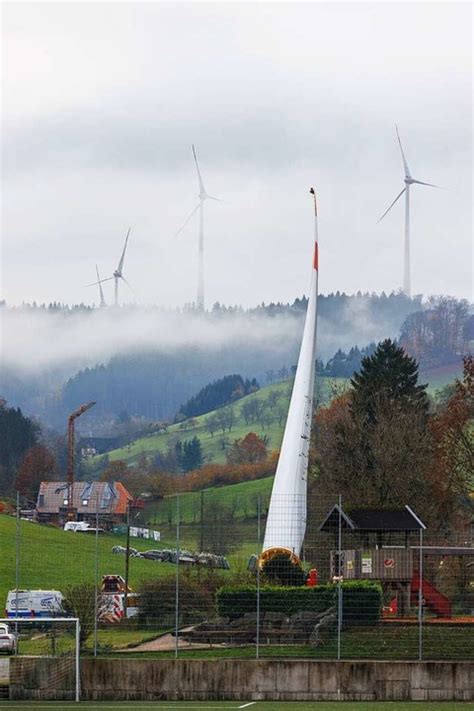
[6,590,64,618]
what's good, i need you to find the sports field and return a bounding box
[0,702,472,710]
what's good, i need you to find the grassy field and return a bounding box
[0,514,201,610]
[1,701,472,710]
[104,378,345,466]
[147,477,273,527]
[99,624,474,662]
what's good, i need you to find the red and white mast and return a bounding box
[260,189,319,565]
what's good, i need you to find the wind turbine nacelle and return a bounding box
[113,270,121,278]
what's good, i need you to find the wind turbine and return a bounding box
[175,145,220,310]
[378,125,438,297]
[86,228,132,306]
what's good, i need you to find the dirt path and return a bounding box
[122,628,224,652]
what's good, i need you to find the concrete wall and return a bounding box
[9,658,474,701]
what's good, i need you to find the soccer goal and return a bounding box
[0,617,80,702]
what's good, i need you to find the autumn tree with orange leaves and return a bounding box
[226,432,268,464]
[428,356,474,527]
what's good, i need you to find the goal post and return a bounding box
[0,617,81,702]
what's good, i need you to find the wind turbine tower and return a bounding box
[378,125,438,298]
[175,146,220,310]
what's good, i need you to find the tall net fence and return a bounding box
[2,490,473,673]
[1,618,79,701]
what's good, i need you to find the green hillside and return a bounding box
[0,514,178,609]
[147,476,273,527]
[105,377,345,466]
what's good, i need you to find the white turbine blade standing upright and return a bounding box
[260,188,320,565]
[96,265,106,307]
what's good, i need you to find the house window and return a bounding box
[39,495,44,507]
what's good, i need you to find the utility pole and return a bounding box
[123,502,139,620]
[15,490,20,653]
[200,490,205,552]
[124,501,131,620]
[67,401,96,520]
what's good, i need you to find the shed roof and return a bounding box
[319,504,426,532]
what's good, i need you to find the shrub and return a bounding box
[216,580,382,627]
[138,573,214,628]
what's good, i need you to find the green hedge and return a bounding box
[216,580,382,627]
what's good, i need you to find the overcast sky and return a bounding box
[1,1,472,308]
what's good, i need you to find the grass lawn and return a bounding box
[101,625,474,661]
[0,701,472,709]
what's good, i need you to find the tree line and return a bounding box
[310,341,473,534]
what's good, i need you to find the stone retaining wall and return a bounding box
[9,658,474,702]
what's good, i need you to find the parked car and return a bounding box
[0,623,17,655]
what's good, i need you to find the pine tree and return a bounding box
[350,339,428,423]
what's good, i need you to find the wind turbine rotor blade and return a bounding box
[192,144,206,195]
[174,202,201,238]
[395,124,411,179]
[120,275,135,294]
[96,264,106,306]
[85,276,114,287]
[377,187,406,223]
[411,179,439,188]
[117,227,131,274]
[206,195,221,201]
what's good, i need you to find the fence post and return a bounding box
[75,618,81,702]
[418,527,423,661]
[175,493,180,659]
[337,493,342,661]
[256,495,261,660]
[93,492,99,657]
[15,490,20,653]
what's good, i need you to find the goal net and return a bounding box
[0,617,80,702]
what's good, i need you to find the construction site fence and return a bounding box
[6,493,474,663]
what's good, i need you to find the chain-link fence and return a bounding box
[3,489,473,669]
